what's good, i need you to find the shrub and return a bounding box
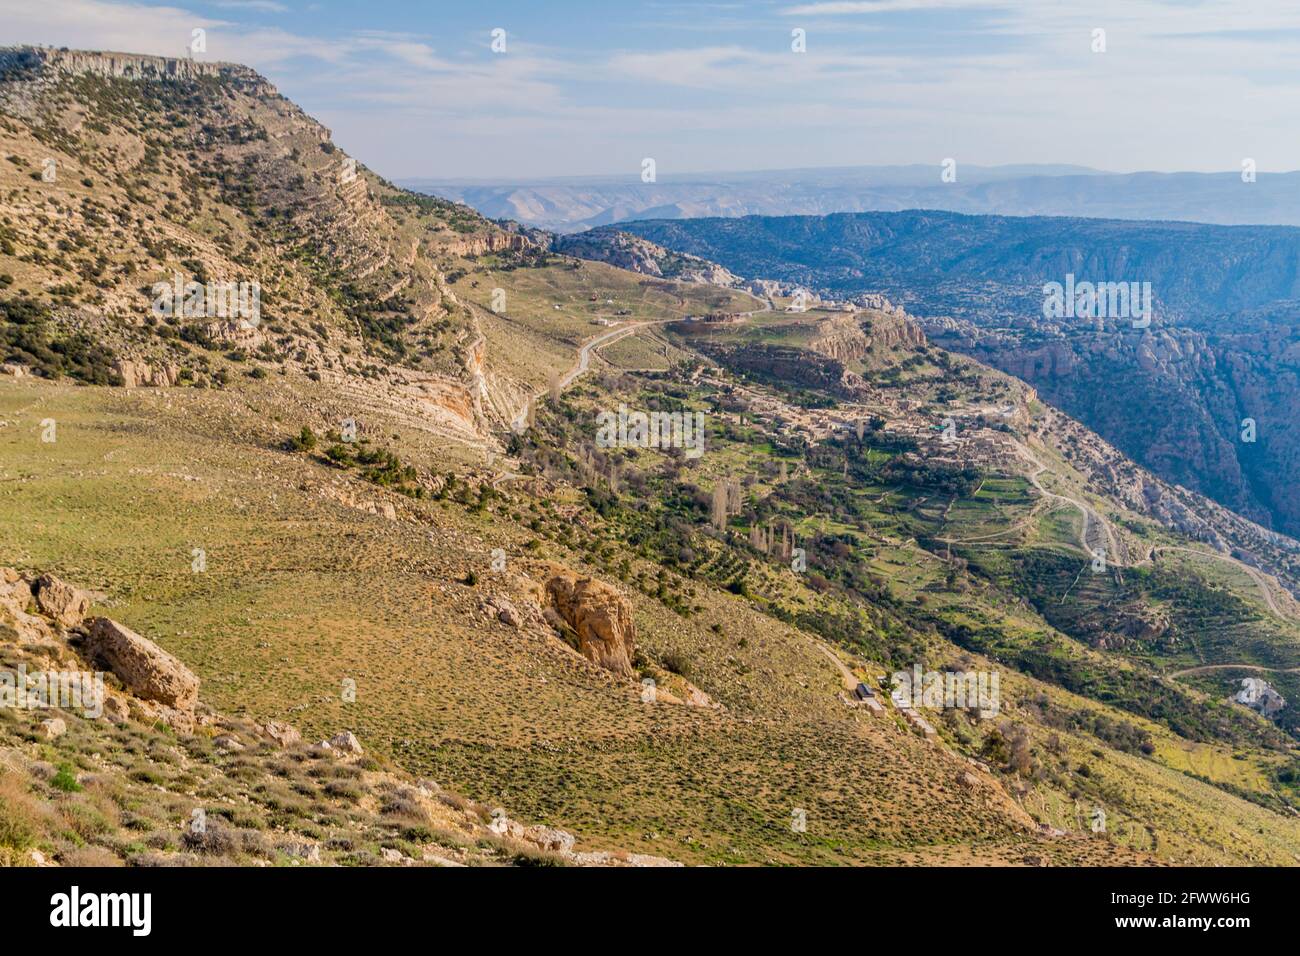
[0,298,121,384]
[51,764,82,793]
[287,426,317,452]
[0,774,40,851]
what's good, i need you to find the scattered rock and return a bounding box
[280,841,321,864]
[571,850,614,866]
[38,717,66,740]
[522,825,575,854]
[33,574,90,628]
[322,730,363,755]
[422,852,466,867]
[625,853,684,868]
[262,719,301,748]
[488,595,522,628]
[83,617,200,711]
[213,734,244,752]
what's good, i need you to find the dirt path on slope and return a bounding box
[814,642,859,691]
[1152,546,1287,618]
[1169,662,1300,678]
[508,318,675,433]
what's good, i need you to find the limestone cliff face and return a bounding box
[809,315,870,364]
[446,231,534,258]
[0,47,269,91]
[809,310,927,364]
[865,309,927,350]
[553,230,742,286]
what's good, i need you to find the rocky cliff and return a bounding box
[0,46,268,89]
[0,44,543,441]
[937,323,1300,538]
[553,228,743,286]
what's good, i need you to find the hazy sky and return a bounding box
[4,0,1300,181]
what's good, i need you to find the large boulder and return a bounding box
[83,617,200,711]
[33,574,90,628]
[487,595,522,628]
[522,825,575,854]
[320,730,363,755]
[0,571,55,645]
[262,719,302,748]
[543,570,636,678]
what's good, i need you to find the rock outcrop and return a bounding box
[541,569,636,678]
[554,230,741,286]
[114,358,180,388]
[809,311,926,364]
[0,570,57,645]
[33,574,90,628]
[0,46,269,91]
[0,568,197,729]
[83,617,200,712]
[262,719,302,748]
[444,230,533,258]
[486,594,523,628]
[321,730,364,755]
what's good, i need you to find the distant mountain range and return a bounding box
[603,210,1300,329]
[405,164,1300,232]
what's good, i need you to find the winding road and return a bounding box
[1151,546,1286,618]
[940,440,1299,625]
[815,642,860,691]
[1169,662,1300,679]
[507,287,775,433]
[508,318,675,433]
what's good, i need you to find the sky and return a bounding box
[4,0,1300,181]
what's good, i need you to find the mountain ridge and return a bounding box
[407,165,1300,233]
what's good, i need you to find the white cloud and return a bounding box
[782,0,996,14]
[212,0,288,12]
